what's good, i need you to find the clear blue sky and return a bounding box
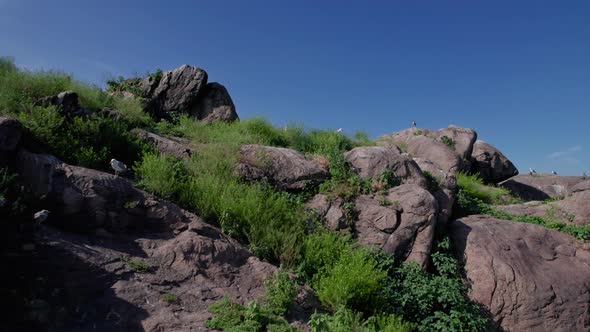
[1,0,589,175]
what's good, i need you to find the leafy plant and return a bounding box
[440,136,456,150]
[121,257,151,273]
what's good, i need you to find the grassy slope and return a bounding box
[1,57,492,331]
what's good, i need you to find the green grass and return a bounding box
[0,57,153,170]
[456,172,514,205]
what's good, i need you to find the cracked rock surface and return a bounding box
[450,216,590,331]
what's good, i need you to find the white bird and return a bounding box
[335,128,343,133]
[110,159,128,176]
[552,170,558,175]
[529,168,537,176]
[412,120,417,128]
[33,210,50,223]
[0,197,5,207]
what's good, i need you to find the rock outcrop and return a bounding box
[306,194,348,231]
[139,65,208,119]
[131,128,194,160]
[236,144,328,191]
[471,140,518,183]
[118,65,238,124]
[554,190,590,225]
[344,146,427,187]
[9,148,304,331]
[355,185,438,267]
[15,150,190,233]
[35,91,90,117]
[307,184,439,268]
[378,126,476,174]
[450,216,590,332]
[413,157,457,225]
[500,174,587,201]
[190,82,239,123]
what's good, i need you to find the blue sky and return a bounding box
[1,0,589,175]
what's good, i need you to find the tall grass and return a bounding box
[456,172,514,205]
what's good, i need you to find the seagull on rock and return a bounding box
[33,210,50,223]
[110,158,128,176]
[529,168,537,176]
[412,120,417,128]
[552,170,558,175]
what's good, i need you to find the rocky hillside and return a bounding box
[1,58,589,332]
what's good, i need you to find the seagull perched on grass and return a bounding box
[110,159,128,176]
[335,128,343,133]
[33,210,50,223]
[529,168,537,176]
[552,170,558,175]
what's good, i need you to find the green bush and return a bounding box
[314,247,388,312]
[298,231,353,281]
[262,270,299,316]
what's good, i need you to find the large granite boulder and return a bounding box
[190,83,238,124]
[344,146,427,187]
[236,144,328,191]
[471,140,519,184]
[450,216,590,331]
[378,125,476,174]
[308,185,438,268]
[500,174,587,201]
[142,65,208,119]
[355,185,438,267]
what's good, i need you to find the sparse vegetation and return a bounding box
[455,183,590,241]
[121,257,151,273]
[206,271,299,331]
[440,136,456,150]
[162,293,178,303]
